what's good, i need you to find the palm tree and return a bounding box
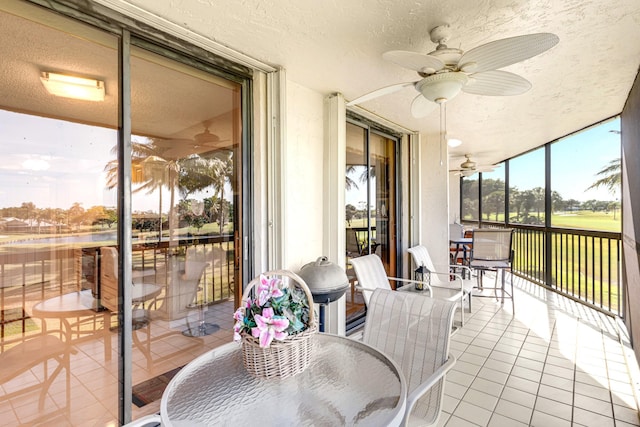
[587,158,621,195]
[178,151,234,234]
[105,138,180,241]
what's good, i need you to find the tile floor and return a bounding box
[437,274,640,427]
[2,272,639,426]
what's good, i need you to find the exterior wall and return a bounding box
[283,80,325,270]
[621,69,640,361]
[418,135,450,270]
[449,172,461,224]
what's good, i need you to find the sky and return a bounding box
[0,110,621,214]
[0,110,231,213]
[507,117,620,202]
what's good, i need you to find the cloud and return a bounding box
[21,158,50,171]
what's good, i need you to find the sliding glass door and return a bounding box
[345,119,399,325]
[0,1,247,425]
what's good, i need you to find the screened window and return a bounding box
[508,148,545,225]
[550,118,621,231]
[481,164,506,222]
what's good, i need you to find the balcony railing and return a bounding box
[464,221,623,317]
[0,236,236,339]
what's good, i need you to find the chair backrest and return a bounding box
[407,245,449,286]
[449,223,464,239]
[179,261,209,308]
[471,229,514,262]
[349,254,391,305]
[100,247,119,311]
[346,228,363,257]
[407,245,436,273]
[363,288,456,425]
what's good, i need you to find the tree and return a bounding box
[68,202,86,227]
[345,204,357,226]
[550,191,564,213]
[178,151,234,235]
[532,187,545,220]
[587,158,621,195]
[105,138,181,241]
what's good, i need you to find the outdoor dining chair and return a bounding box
[468,228,515,313]
[407,244,474,322]
[363,288,457,427]
[99,247,163,327]
[350,253,468,326]
[0,333,76,422]
[349,254,428,306]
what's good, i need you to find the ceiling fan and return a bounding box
[449,154,495,177]
[347,25,559,118]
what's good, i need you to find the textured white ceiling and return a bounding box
[8,0,640,167]
[114,0,640,166]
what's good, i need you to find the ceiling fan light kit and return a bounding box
[349,25,559,117]
[194,128,220,145]
[416,72,469,103]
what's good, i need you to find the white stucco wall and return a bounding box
[283,80,325,270]
[418,135,450,270]
[449,172,461,224]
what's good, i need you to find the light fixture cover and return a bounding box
[416,72,469,103]
[40,72,105,101]
[447,138,462,148]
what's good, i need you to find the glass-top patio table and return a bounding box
[160,333,407,426]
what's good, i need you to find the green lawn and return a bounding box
[477,210,620,232]
[551,210,620,232]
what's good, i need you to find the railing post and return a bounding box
[544,145,553,288]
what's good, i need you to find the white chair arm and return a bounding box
[122,413,162,427]
[387,276,434,295]
[404,354,456,419]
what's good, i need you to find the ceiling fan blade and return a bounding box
[410,94,437,118]
[382,50,445,74]
[458,33,559,74]
[462,70,531,96]
[346,81,417,106]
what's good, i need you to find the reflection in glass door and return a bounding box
[0,3,245,425]
[345,121,398,325]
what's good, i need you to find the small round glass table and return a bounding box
[161,333,407,426]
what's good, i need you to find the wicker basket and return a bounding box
[240,270,317,379]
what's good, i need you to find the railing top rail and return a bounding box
[461,220,621,239]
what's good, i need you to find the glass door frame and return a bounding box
[25,1,255,423]
[345,114,403,329]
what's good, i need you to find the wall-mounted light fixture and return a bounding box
[40,71,105,101]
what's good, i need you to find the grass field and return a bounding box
[551,210,620,232]
[476,210,621,232]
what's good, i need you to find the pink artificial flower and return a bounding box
[233,308,244,322]
[257,275,284,306]
[251,307,289,348]
[233,321,243,341]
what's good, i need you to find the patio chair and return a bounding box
[469,229,515,313]
[180,260,217,337]
[99,247,162,327]
[346,228,364,258]
[363,288,456,426]
[350,254,466,325]
[449,222,468,268]
[349,254,427,306]
[407,244,474,322]
[0,333,76,417]
[122,414,161,427]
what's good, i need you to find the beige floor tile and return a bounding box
[494,399,533,424]
[534,396,572,420]
[453,401,493,426]
[572,407,615,427]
